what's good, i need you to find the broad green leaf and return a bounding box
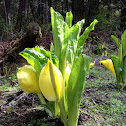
[111,56,122,84]
[65,11,73,28]
[111,35,120,47]
[78,19,98,47]
[122,56,126,83]
[50,7,65,58]
[63,22,70,43]
[21,48,47,64]
[20,52,42,74]
[121,30,126,58]
[67,54,90,126]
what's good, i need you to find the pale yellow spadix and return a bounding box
[65,65,71,84]
[39,60,64,101]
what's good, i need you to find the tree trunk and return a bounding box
[85,0,100,25]
[15,0,26,31]
[37,0,40,16]
[48,0,52,7]
[4,0,11,24]
[120,0,126,30]
[29,0,38,23]
[77,0,84,20]
[71,0,78,23]
[65,0,68,12]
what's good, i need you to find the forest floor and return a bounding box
[0,56,126,126]
[0,31,126,126]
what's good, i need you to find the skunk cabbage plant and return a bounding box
[100,30,126,89]
[17,7,98,126]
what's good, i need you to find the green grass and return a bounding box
[81,64,126,126]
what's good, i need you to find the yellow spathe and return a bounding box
[39,60,64,101]
[90,61,96,68]
[17,65,41,94]
[99,59,116,79]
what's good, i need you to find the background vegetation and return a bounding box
[0,0,126,41]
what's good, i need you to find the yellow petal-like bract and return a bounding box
[90,61,96,68]
[39,60,64,101]
[17,65,41,94]
[99,59,116,79]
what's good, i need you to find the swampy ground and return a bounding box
[0,55,126,126]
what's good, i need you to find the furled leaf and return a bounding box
[65,11,73,28]
[67,54,90,126]
[121,30,126,58]
[78,19,98,47]
[111,35,120,47]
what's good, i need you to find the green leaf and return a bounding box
[65,19,85,64]
[21,48,47,64]
[50,7,65,58]
[67,54,90,126]
[78,19,98,47]
[65,11,73,28]
[59,43,68,79]
[20,52,42,74]
[111,35,120,47]
[19,47,50,74]
[111,56,122,84]
[117,44,122,62]
[121,30,126,58]
[122,56,126,83]
[34,46,50,58]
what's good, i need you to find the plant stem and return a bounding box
[37,93,52,117]
[37,93,46,104]
[58,100,68,126]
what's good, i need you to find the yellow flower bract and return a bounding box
[17,65,41,94]
[39,60,64,101]
[99,59,116,79]
[90,61,96,68]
